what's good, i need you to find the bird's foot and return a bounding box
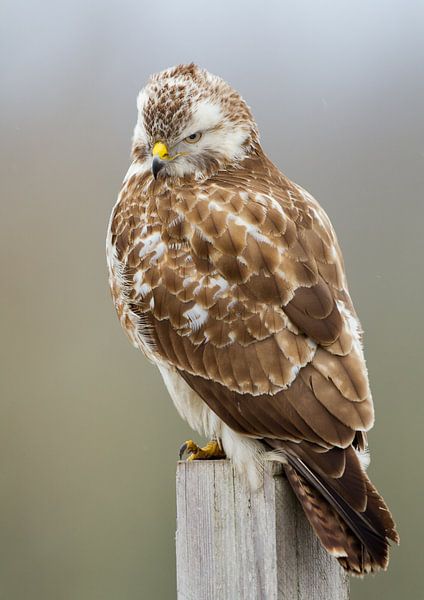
[179,439,226,461]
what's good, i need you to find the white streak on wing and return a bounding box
[208,201,225,212]
[193,275,229,299]
[289,364,301,380]
[245,223,275,246]
[336,300,364,355]
[133,272,152,297]
[138,232,166,263]
[138,283,152,297]
[152,242,166,262]
[139,232,161,258]
[268,363,302,391]
[183,277,194,288]
[184,304,209,331]
[355,447,371,470]
[227,214,280,249]
[227,213,242,225]
[254,193,268,204]
[275,269,291,284]
[193,276,206,296]
[254,193,287,224]
[210,276,229,298]
[268,196,286,217]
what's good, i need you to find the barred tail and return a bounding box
[269,441,399,574]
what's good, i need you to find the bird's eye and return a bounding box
[184,132,202,144]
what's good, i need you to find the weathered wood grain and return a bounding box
[176,460,349,600]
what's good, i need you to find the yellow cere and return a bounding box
[152,141,170,160]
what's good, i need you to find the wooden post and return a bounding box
[176,459,349,600]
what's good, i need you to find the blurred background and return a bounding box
[1,1,423,598]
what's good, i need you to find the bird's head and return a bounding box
[132,63,259,180]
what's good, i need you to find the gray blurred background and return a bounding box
[1,1,423,598]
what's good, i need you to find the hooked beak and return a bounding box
[151,141,169,179]
[152,156,164,179]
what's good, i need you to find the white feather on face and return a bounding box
[132,64,258,179]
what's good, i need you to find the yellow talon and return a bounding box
[179,439,226,461]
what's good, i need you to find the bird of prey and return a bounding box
[106,64,398,574]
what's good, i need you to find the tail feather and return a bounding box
[283,462,374,573]
[363,478,399,545]
[267,441,399,574]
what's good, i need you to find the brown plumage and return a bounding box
[106,64,398,574]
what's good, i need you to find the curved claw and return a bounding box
[179,441,188,460]
[179,440,199,460]
[178,439,226,461]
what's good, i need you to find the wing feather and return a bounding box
[115,164,375,444]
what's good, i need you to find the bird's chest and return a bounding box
[107,190,204,355]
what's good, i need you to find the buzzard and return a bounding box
[107,64,398,574]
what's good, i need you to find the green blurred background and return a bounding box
[1,1,423,598]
